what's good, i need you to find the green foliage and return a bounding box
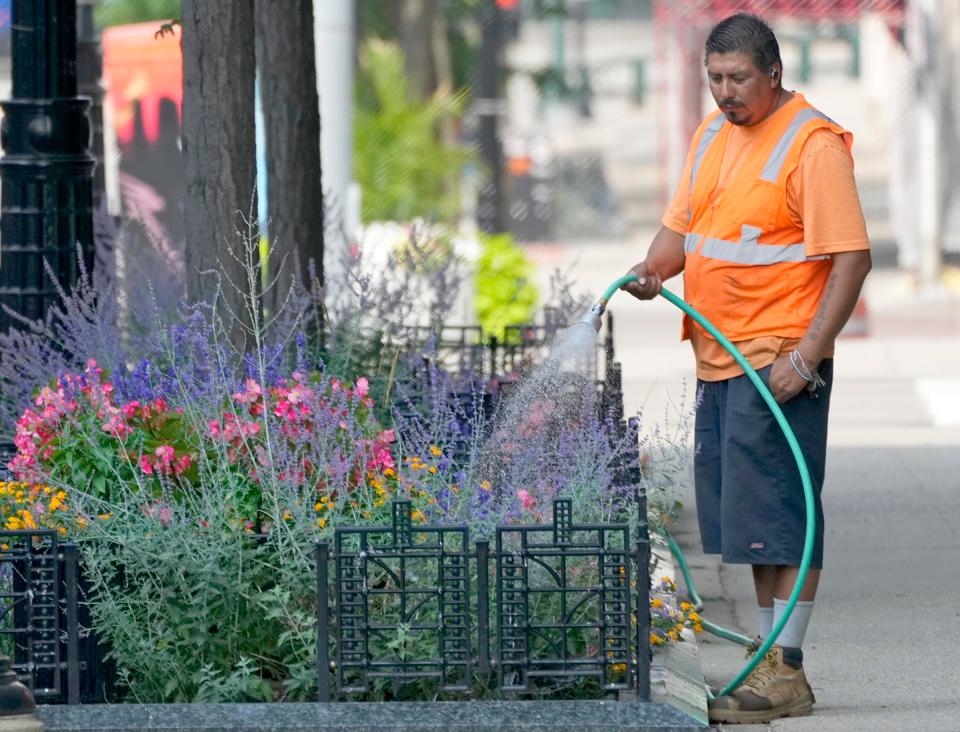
[94,0,180,28]
[354,40,473,224]
[77,489,318,702]
[474,233,538,341]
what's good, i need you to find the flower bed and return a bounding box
[0,234,695,705]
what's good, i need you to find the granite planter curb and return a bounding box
[36,699,703,731]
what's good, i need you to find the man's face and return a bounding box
[706,52,780,126]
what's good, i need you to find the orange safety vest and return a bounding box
[682,95,852,343]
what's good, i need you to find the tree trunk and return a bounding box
[399,0,438,100]
[181,0,258,350]
[255,0,325,317]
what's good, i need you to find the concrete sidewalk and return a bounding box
[526,236,960,731]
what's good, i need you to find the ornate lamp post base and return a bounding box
[0,656,42,730]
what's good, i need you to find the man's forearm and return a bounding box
[798,250,872,366]
[646,226,686,279]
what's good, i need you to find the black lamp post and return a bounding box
[476,1,505,234]
[76,0,106,210]
[0,0,96,332]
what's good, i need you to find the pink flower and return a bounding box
[158,506,173,526]
[232,379,263,404]
[174,454,192,474]
[517,489,536,511]
[121,401,141,419]
[355,377,369,398]
[139,455,154,475]
[102,416,131,438]
[379,429,396,444]
[287,382,312,405]
[154,445,175,464]
[370,447,395,471]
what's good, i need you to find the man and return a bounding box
[624,13,871,725]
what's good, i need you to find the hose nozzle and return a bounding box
[578,300,606,332]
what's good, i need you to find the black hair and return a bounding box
[704,13,782,76]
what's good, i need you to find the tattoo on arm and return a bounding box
[808,272,837,342]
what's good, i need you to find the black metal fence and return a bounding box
[0,492,649,705]
[0,529,80,704]
[316,496,650,702]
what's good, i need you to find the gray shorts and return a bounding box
[693,360,832,568]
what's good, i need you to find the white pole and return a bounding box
[313,0,357,293]
[908,0,943,291]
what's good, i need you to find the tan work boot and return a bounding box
[708,646,815,724]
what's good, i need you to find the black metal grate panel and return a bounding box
[0,530,80,703]
[332,501,472,695]
[495,499,632,692]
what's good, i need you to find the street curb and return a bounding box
[648,537,710,727]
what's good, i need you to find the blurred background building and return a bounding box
[0,0,956,299]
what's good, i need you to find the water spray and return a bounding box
[592,273,816,700]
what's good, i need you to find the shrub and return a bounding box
[474,233,539,342]
[354,39,473,225]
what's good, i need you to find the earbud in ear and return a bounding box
[770,69,779,80]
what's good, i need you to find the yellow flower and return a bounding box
[694,623,703,633]
[49,496,63,512]
[317,518,327,529]
[680,601,693,611]
[411,510,426,523]
[429,445,443,457]
[668,630,680,641]
[650,633,664,645]
[384,468,396,478]
[688,611,701,623]
[98,513,112,520]
[480,480,491,491]
[651,598,663,609]
[314,502,324,512]
[428,466,438,475]
[611,663,627,673]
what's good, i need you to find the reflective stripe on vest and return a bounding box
[690,114,726,193]
[759,108,836,181]
[684,228,831,265]
[690,106,837,194]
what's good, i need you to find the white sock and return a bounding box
[757,605,774,640]
[773,598,814,649]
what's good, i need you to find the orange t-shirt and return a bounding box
[662,115,870,381]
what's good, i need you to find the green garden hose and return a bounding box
[598,273,816,699]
